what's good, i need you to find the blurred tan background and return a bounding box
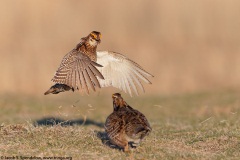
[1,0,240,96]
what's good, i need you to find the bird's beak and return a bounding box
[97,33,101,43]
[97,39,101,44]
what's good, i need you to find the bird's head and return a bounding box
[112,93,127,111]
[87,31,101,46]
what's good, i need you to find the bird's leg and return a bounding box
[123,143,129,152]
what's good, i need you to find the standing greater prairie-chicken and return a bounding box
[44,31,153,96]
[105,93,151,152]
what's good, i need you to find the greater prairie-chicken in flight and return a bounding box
[105,93,151,152]
[44,31,153,96]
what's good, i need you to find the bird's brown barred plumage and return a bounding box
[45,31,104,95]
[44,31,153,96]
[75,31,101,62]
[105,93,151,152]
[77,43,97,61]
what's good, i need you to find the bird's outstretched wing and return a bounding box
[96,51,153,96]
[52,49,104,94]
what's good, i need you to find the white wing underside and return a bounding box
[96,51,153,96]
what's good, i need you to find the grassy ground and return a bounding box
[0,90,240,159]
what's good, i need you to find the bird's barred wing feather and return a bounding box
[96,51,153,96]
[52,49,104,94]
